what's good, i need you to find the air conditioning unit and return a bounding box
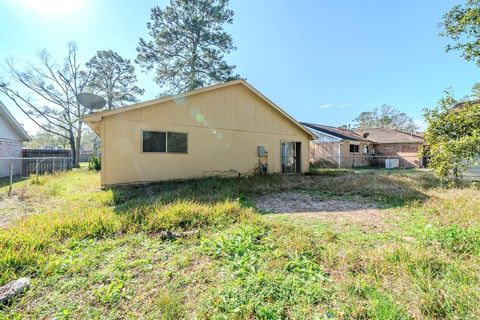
[385,158,399,169]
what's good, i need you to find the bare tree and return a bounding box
[0,42,91,167]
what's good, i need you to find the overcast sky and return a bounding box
[0,0,478,134]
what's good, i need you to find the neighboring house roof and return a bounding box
[353,128,424,144]
[301,122,366,141]
[83,80,316,140]
[302,122,425,144]
[0,100,31,141]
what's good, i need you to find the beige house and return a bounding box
[83,80,315,187]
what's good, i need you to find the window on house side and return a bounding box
[142,130,188,153]
[167,132,188,153]
[143,131,166,152]
[349,144,359,153]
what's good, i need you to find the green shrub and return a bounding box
[88,156,101,171]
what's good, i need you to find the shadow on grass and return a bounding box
[109,171,438,213]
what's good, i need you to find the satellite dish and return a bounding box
[76,93,106,110]
[363,132,370,139]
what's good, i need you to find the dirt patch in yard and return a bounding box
[0,191,31,228]
[256,192,393,233]
[0,188,50,228]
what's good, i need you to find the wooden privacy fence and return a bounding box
[22,149,72,175]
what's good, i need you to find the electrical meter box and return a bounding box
[257,145,266,157]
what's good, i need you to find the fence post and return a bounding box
[8,159,13,196]
[52,158,55,173]
[36,159,39,176]
[387,157,391,174]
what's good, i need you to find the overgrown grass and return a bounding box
[1,169,480,318]
[0,199,252,285]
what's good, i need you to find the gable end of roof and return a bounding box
[0,100,31,141]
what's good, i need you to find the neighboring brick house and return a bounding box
[302,123,425,168]
[354,128,425,168]
[0,100,31,177]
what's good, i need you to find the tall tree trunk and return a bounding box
[69,130,77,169]
[107,95,113,109]
[74,121,83,168]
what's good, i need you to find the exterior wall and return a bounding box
[309,140,373,168]
[373,143,422,168]
[0,139,22,177]
[101,83,310,186]
[0,114,22,141]
[0,113,24,178]
[340,141,373,168]
[309,141,341,167]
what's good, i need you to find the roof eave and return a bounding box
[83,80,316,140]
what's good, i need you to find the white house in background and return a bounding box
[0,100,31,177]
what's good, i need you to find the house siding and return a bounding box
[0,139,22,177]
[99,83,311,186]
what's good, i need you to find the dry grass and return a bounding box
[1,169,480,319]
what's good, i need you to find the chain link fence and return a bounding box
[310,155,428,169]
[1,157,73,195]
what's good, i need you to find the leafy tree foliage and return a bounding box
[136,0,239,94]
[353,104,419,133]
[440,0,480,66]
[472,83,480,100]
[424,91,480,181]
[86,50,144,109]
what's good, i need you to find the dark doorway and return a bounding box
[281,141,301,173]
